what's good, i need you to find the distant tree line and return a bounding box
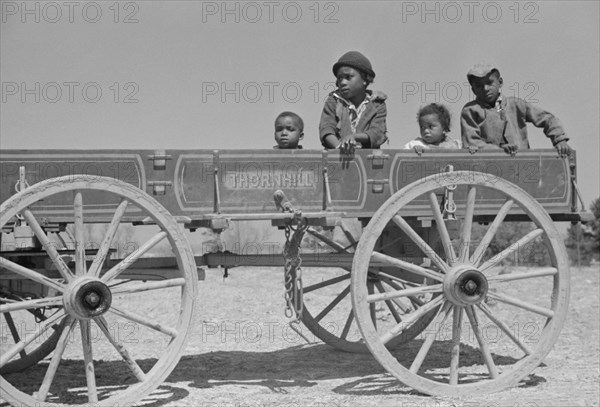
[565,197,600,266]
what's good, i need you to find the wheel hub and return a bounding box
[443,265,488,306]
[63,277,112,320]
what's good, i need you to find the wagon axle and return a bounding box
[443,266,488,307]
[63,278,112,320]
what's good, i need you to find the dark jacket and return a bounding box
[319,90,388,148]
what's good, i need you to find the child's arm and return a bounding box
[354,102,388,148]
[460,105,502,152]
[524,101,571,157]
[319,95,340,149]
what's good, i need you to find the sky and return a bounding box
[1,0,599,208]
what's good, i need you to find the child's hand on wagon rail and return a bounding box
[466,145,479,155]
[337,135,358,154]
[555,141,572,158]
[501,143,519,156]
[413,145,426,155]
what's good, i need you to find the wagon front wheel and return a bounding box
[0,175,198,406]
[351,171,569,396]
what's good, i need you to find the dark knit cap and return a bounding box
[332,51,375,79]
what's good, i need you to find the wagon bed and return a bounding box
[0,148,589,405]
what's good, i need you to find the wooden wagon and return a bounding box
[0,148,591,405]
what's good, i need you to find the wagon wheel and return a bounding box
[351,171,569,396]
[0,291,65,374]
[295,222,438,353]
[0,175,197,406]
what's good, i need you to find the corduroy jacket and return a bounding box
[461,96,568,149]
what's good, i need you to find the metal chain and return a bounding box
[442,165,457,219]
[282,213,308,323]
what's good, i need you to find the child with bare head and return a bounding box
[319,51,388,153]
[274,111,304,149]
[404,103,461,153]
[461,63,571,157]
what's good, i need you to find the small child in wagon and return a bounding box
[404,103,461,154]
[319,51,388,153]
[461,63,571,157]
[273,111,304,149]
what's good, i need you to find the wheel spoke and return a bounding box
[379,295,443,345]
[0,310,65,368]
[109,305,177,337]
[373,270,418,286]
[101,231,167,283]
[368,281,377,329]
[306,227,348,253]
[303,273,350,294]
[374,281,403,322]
[21,209,74,282]
[314,285,350,323]
[73,192,87,276]
[0,296,63,313]
[110,278,186,295]
[367,283,442,303]
[459,187,477,263]
[479,228,544,272]
[338,222,358,248]
[428,192,457,263]
[36,317,76,402]
[465,305,498,379]
[0,257,65,293]
[3,313,26,358]
[487,291,554,318]
[410,301,452,373]
[477,302,532,355]
[80,320,98,402]
[378,277,425,308]
[392,214,450,273]
[371,251,444,282]
[340,310,354,340]
[96,316,146,381]
[449,306,463,385]
[470,199,514,266]
[89,199,129,277]
[378,276,414,314]
[488,267,557,283]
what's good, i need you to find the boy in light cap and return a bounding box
[461,63,571,157]
[319,51,388,153]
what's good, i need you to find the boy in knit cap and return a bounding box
[461,63,571,156]
[319,51,387,153]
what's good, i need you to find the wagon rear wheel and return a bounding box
[351,171,569,396]
[0,296,65,374]
[295,222,437,353]
[0,175,197,406]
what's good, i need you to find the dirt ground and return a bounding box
[2,265,599,407]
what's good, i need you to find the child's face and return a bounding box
[419,113,446,145]
[336,66,367,102]
[470,72,503,105]
[274,116,303,149]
